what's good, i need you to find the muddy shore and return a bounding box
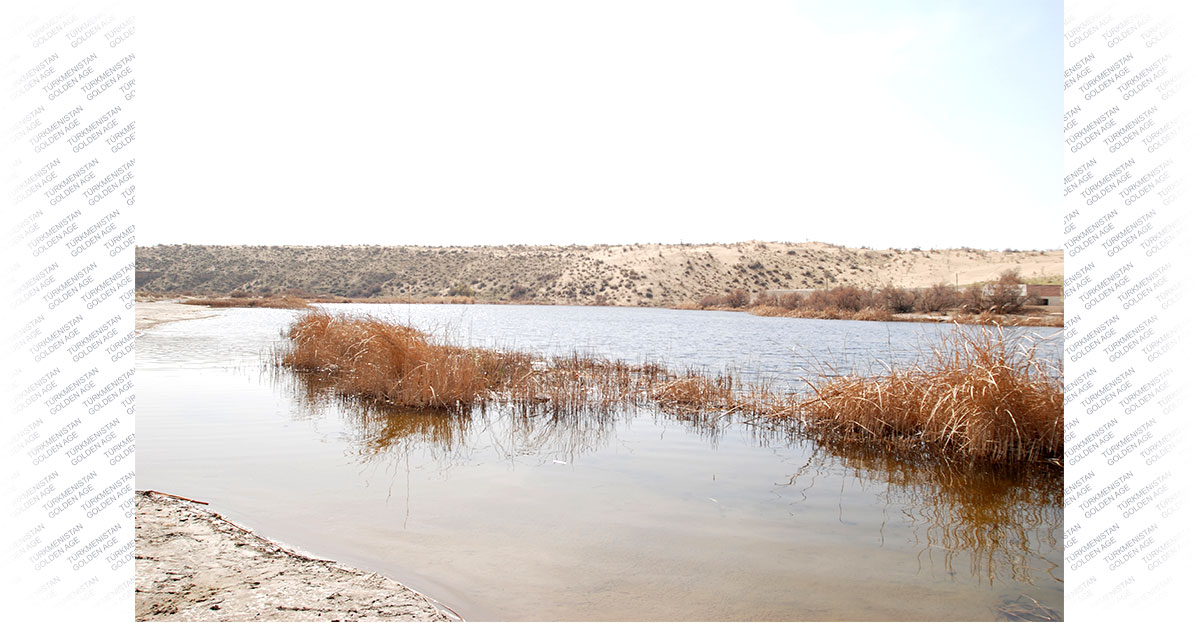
[135,491,455,622]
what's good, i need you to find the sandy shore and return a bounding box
[136,301,221,331]
[135,491,455,622]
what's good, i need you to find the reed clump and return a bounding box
[276,313,1062,465]
[277,311,531,411]
[277,312,762,418]
[793,328,1063,464]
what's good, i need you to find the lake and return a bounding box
[137,303,1064,621]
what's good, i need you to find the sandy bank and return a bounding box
[135,491,455,622]
[136,301,221,331]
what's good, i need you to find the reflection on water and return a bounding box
[282,363,1063,593]
[139,304,1064,621]
[781,440,1062,588]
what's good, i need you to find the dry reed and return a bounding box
[275,312,1062,465]
[793,327,1063,464]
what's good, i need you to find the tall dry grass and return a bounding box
[277,311,531,411]
[793,327,1063,464]
[276,312,1062,465]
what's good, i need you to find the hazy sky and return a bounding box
[139,1,1063,249]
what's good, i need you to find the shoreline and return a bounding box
[135,491,456,622]
[135,300,222,331]
[140,296,1064,327]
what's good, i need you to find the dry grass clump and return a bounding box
[184,296,310,309]
[652,374,736,413]
[277,312,782,419]
[278,312,531,411]
[276,313,1062,466]
[277,312,680,415]
[794,328,1062,463]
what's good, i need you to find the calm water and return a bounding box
[137,304,1064,621]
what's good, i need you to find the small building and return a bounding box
[1023,284,1063,306]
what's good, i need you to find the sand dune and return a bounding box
[136,242,1063,307]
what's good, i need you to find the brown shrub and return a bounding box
[916,283,957,313]
[880,285,916,313]
[959,284,986,314]
[986,269,1026,313]
[725,288,750,308]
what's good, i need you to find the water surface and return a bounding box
[137,304,1063,621]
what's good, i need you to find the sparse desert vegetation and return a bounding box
[136,242,1062,309]
[180,294,311,309]
[691,270,1063,326]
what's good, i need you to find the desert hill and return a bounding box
[135,242,1063,307]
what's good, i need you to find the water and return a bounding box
[137,304,1064,621]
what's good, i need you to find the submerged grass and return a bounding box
[275,312,1062,465]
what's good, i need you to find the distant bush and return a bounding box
[916,283,957,313]
[829,286,868,312]
[726,288,750,308]
[448,282,474,297]
[960,285,986,314]
[697,289,750,309]
[986,269,1026,313]
[880,285,916,313]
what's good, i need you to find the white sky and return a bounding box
[138,1,1063,249]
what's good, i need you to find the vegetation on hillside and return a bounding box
[137,242,1062,308]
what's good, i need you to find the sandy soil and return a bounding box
[135,491,455,622]
[136,301,220,331]
[136,242,1063,307]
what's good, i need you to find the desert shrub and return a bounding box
[986,269,1026,313]
[830,286,867,312]
[880,285,916,314]
[916,283,958,313]
[803,289,836,311]
[448,282,474,297]
[753,292,779,307]
[724,288,750,308]
[778,292,802,310]
[960,284,986,314]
